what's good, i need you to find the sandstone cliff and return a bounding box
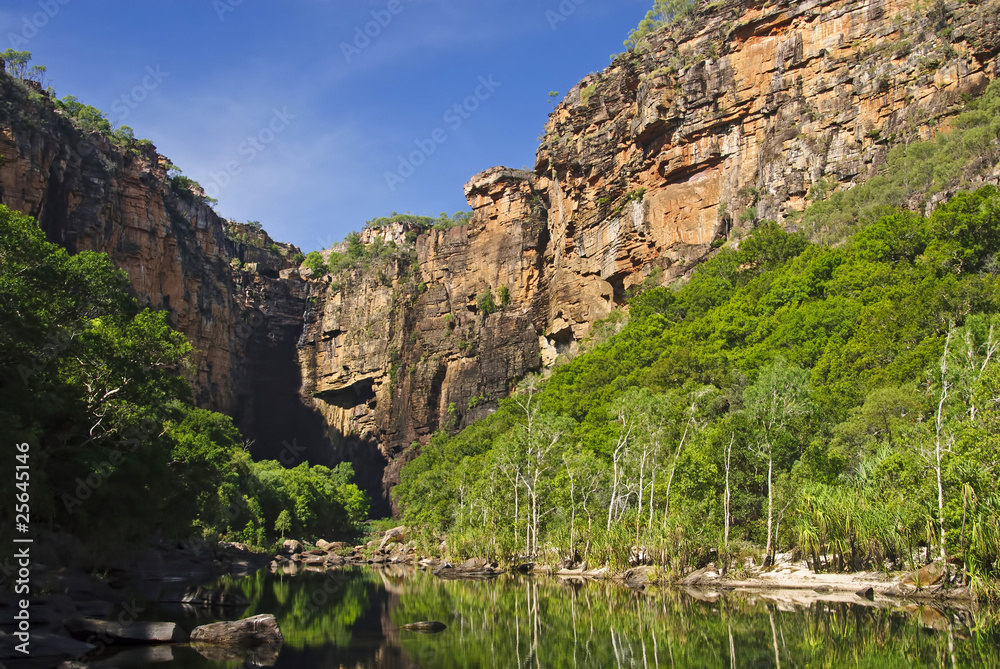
[0,72,333,474]
[3,0,1000,512]
[300,0,1000,505]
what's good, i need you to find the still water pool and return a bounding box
[115,566,999,668]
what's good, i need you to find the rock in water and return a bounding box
[190,614,283,646]
[64,618,187,644]
[400,621,447,633]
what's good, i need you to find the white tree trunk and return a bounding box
[765,449,774,565]
[608,457,619,531]
[935,332,951,563]
[724,433,734,550]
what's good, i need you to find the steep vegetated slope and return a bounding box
[397,181,1000,595]
[3,0,1000,515]
[302,0,1000,503]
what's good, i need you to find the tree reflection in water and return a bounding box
[134,566,1000,668]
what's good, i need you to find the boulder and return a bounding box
[681,567,720,586]
[902,562,947,587]
[400,621,447,633]
[190,614,283,647]
[315,539,347,551]
[65,618,187,644]
[623,566,660,589]
[378,526,408,552]
[281,540,303,555]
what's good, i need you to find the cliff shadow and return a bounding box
[237,312,391,517]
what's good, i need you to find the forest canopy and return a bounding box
[0,205,368,552]
[395,187,1000,598]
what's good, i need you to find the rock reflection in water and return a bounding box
[131,565,999,668]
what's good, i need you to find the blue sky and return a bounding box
[1,0,650,251]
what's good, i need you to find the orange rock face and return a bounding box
[0,74,306,441]
[299,0,1000,503]
[4,0,1000,509]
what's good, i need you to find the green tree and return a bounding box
[477,290,497,316]
[275,509,293,539]
[302,251,328,276]
[498,285,511,308]
[0,49,32,80]
[742,359,811,565]
[625,0,698,50]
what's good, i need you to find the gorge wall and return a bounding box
[301,0,1000,505]
[3,0,1000,511]
[0,72,342,483]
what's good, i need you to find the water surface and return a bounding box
[117,566,999,668]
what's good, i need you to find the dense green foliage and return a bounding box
[166,167,216,205]
[396,189,1000,596]
[364,210,471,231]
[302,250,329,276]
[0,205,367,554]
[306,210,474,280]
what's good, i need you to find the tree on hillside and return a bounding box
[744,359,812,566]
[302,251,328,276]
[506,375,572,556]
[1,50,46,84]
[275,509,292,539]
[1,49,30,79]
[625,0,698,50]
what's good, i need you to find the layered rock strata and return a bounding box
[4,0,1000,509]
[300,0,1000,503]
